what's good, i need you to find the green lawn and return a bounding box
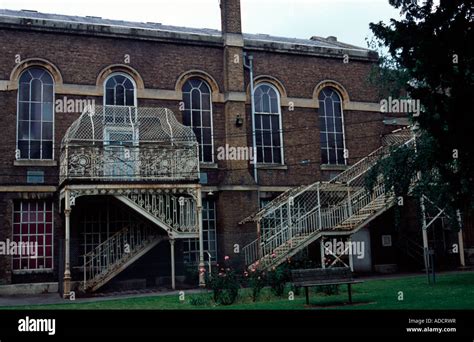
[2,272,473,310]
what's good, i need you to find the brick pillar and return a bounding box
[220,0,254,185]
[218,0,258,267]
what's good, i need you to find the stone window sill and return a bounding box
[320,164,348,171]
[12,269,54,275]
[200,163,218,169]
[14,160,57,167]
[256,164,288,170]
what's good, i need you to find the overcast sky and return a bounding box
[0,0,403,48]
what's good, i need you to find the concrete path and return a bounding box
[0,288,208,307]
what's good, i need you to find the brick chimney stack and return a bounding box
[219,0,252,184]
[218,1,258,258]
[220,0,242,34]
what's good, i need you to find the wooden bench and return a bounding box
[291,267,363,305]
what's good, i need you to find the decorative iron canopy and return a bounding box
[61,105,197,147]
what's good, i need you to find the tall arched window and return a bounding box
[319,87,346,165]
[254,83,283,164]
[17,68,54,160]
[104,73,136,106]
[182,78,213,163]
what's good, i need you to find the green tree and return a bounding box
[367,0,474,225]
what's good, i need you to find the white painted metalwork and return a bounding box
[242,127,416,270]
[83,223,164,292]
[120,192,198,234]
[60,105,199,183]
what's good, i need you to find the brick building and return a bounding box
[0,1,470,296]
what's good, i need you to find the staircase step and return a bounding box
[244,132,413,270]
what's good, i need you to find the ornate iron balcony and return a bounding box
[60,106,199,184]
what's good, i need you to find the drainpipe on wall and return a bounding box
[243,52,258,184]
[244,52,261,226]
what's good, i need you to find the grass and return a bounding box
[2,272,473,310]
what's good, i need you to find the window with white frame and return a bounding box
[12,201,54,271]
[104,73,136,106]
[17,68,54,160]
[254,83,283,164]
[103,73,138,178]
[182,78,213,163]
[319,87,346,165]
[183,199,217,264]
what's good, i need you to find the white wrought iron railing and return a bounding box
[243,128,416,268]
[120,192,198,234]
[60,106,200,184]
[82,223,161,291]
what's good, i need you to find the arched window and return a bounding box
[17,68,54,159]
[182,78,213,163]
[254,83,283,164]
[319,87,346,165]
[104,73,136,106]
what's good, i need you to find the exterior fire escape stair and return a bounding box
[241,127,415,271]
[82,224,166,292]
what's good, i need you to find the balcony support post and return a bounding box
[197,188,206,287]
[170,239,176,290]
[456,209,465,267]
[63,189,72,299]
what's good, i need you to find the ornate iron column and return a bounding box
[170,239,176,290]
[63,189,72,298]
[197,188,205,287]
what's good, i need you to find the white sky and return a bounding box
[0,0,403,48]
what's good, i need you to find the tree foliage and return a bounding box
[367,0,474,225]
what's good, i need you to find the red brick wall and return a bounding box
[248,50,379,102]
[0,29,224,90]
[0,24,388,281]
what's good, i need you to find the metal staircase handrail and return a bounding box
[243,129,416,268]
[242,129,414,224]
[83,223,158,291]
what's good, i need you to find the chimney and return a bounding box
[220,0,242,34]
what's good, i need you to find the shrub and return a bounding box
[207,257,240,305]
[267,265,290,297]
[244,268,266,302]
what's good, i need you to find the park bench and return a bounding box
[291,267,363,305]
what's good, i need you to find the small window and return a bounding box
[254,83,283,164]
[319,87,346,165]
[17,68,55,160]
[182,78,214,163]
[12,201,54,271]
[104,73,136,107]
[382,235,392,247]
